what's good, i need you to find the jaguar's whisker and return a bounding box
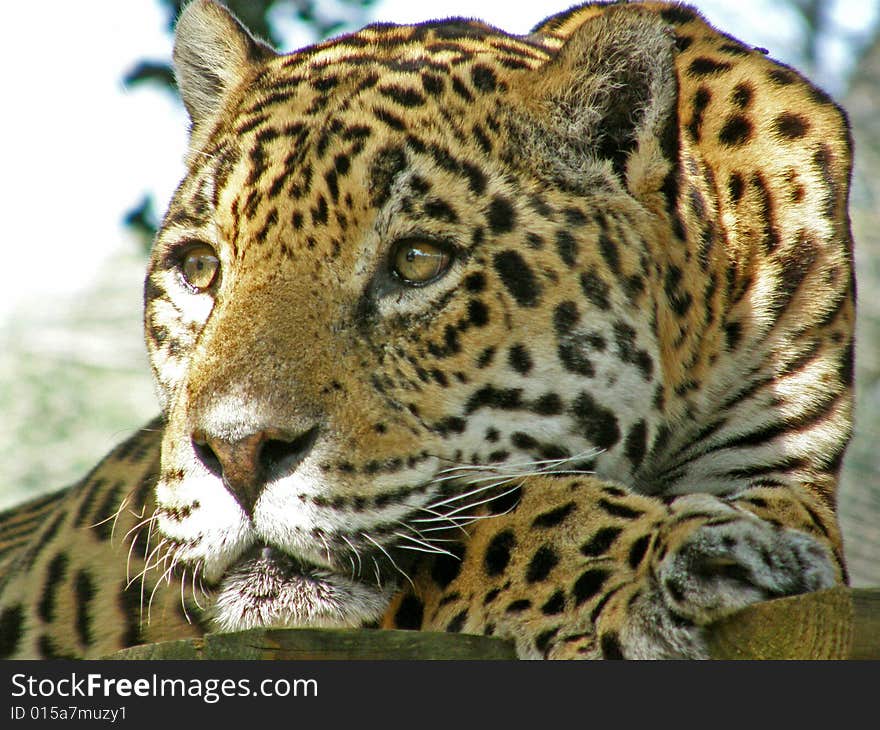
[191,561,204,611]
[363,533,414,591]
[432,449,602,477]
[123,511,158,544]
[147,562,175,625]
[424,476,515,509]
[340,534,363,577]
[89,494,130,546]
[392,531,457,558]
[138,513,158,626]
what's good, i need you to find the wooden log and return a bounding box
[107,586,880,660]
[107,627,517,660]
[706,586,880,660]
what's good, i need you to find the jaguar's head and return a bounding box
[144,0,677,630]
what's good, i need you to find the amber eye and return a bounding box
[180,244,220,291]
[390,239,452,285]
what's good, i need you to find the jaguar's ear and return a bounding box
[173,0,276,130]
[516,6,679,190]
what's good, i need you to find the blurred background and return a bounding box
[0,0,877,585]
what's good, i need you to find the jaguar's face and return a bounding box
[141,3,665,630]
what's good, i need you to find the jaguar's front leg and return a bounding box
[601,487,844,659]
[391,476,845,660]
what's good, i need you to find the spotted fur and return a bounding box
[0,0,854,659]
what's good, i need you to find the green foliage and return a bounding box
[123,195,162,254]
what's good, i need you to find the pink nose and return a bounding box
[191,426,318,515]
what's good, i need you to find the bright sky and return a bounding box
[0,2,186,319]
[0,0,875,323]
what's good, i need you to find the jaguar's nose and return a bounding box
[191,426,319,516]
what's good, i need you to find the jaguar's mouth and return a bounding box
[206,544,394,632]
[224,545,318,599]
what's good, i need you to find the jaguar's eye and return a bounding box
[390,239,452,285]
[179,244,220,292]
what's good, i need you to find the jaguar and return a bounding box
[0,0,855,659]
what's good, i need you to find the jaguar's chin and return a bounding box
[207,545,392,632]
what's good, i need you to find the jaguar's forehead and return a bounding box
[277,18,552,69]
[210,23,552,162]
[174,29,558,268]
[202,15,560,164]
